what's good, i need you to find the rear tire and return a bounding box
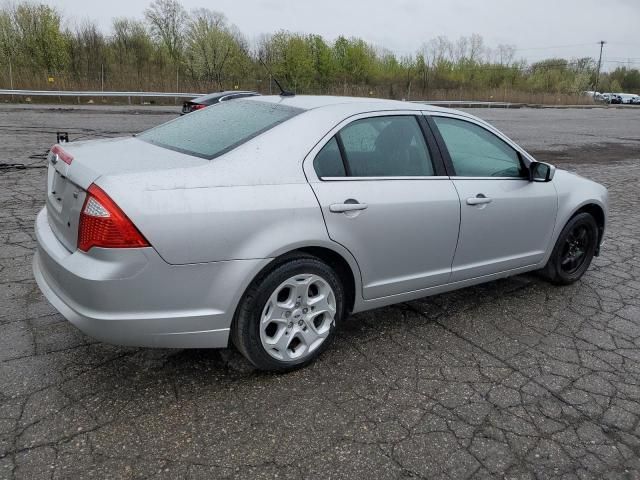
[232,254,344,372]
[540,212,598,285]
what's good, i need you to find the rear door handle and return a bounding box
[330,202,368,213]
[466,194,492,205]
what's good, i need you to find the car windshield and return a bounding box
[140,100,304,159]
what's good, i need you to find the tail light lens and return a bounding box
[78,184,149,252]
[192,104,206,111]
[51,144,74,165]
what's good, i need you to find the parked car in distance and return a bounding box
[615,93,634,104]
[602,93,623,104]
[33,96,608,372]
[181,90,260,114]
[618,93,640,104]
[630,95,640,105]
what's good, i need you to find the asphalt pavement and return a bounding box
[1,104,639,479]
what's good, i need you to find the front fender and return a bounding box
[542,169,608,264]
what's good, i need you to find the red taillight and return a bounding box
[51,144,73,165]
[78,184,149,252]
[192,104,206,111]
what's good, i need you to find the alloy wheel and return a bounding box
[259,274,337,362]
[560,224,592,274]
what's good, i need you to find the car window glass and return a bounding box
[340,121,379,153]
[139,100,303,159]
[338,116,434,177]
[433,116,524,178]
[313,137,346,177]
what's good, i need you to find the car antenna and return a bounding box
[259,57,295,97]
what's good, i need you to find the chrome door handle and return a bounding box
[466,194,492,205]
[329,202,368,213]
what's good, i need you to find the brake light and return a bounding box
[78,184,149,252]
[51,144,73,165]
[192,104,206,111]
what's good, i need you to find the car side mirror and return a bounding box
[529,161,555,182]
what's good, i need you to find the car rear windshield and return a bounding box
[139,100,304,159]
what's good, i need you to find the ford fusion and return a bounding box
[33,96,608,371]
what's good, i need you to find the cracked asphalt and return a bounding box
[1,104,639,479]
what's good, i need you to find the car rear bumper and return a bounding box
[33,207,270,348]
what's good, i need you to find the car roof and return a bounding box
[244,94,479,120]
[192,91,259,102]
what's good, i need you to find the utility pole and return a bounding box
[8,59,13,102]
[594,40,606,94]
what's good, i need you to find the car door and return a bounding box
[427,113,558,282]
[305,112,461,300]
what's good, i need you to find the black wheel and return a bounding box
[231,254,344,372]
[540,212,598,285]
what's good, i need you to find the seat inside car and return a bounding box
[373,120,429,176]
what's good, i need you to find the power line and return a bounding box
[514,42,599,52]
[603,60,640,65]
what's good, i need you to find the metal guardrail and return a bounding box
[0,89,203,98]
[412,100,522,108]
[0,90,515,104]
[0,90,610,108]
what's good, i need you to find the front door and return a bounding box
[429,114,558,281]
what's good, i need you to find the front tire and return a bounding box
[232,254,344,372]
[540,212,598,285]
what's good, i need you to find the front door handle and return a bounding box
[330,201,368,213]
[466,194,492,206]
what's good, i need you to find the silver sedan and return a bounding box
[33,96,608,371]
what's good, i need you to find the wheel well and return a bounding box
[295,247,356,314]
[574,204,605,253]
[232,247,357,341]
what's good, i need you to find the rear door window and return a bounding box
[313,137,346,177]
[140,100,304,159]
[313,116,435,178]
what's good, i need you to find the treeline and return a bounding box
[0,0,639,99]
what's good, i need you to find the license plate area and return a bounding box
[48,169,69,214]
[45,163,85,252]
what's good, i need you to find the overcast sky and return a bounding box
[48,0,639,70]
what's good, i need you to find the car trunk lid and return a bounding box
[44,137,208,252]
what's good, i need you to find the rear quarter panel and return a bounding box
[97,181,331,265]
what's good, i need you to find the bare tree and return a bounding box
[67,20,107,78]
[452,36,468,63]
[468,33,485,63]
[112,17,154,84]
[145,0,186,64]
[496,44,516,66]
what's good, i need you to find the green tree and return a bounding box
[610,67,640,92]
[0,9,19,68]
[333,36,375,85]
[307,34,334,89]
[260,32,315,91]
[12,3,68,72]
[184,9,248,89]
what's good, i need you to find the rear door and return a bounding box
[427,113,558,281]
[305,112,461,300]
